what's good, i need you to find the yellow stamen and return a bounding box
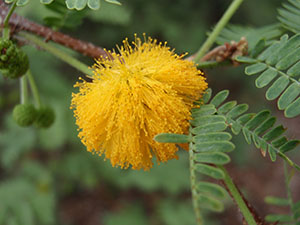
[71,36,208,170]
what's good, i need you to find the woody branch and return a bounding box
[0,2,248,63]
[0,1,106,58]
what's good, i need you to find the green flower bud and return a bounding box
[35,107,55,128]
[0,39,29,79]
[0,55,8,61]
[13,104,37,127]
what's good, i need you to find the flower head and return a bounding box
[71,35,207,170]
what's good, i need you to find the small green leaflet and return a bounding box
[5,0,29,6]
[5,0,121,10]
[65,0,121,10]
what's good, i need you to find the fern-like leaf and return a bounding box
[65,0,121,10]
[190,103,233,212]
[265,196,300,224]
[278,0,300,34]
[5,0,121,10]
[43,0,86,30]
[155,88,300,217]
[264,163,300,225]
[5,0,29,6]
[204,89,300,170]
[216,24,284,51]
[155,90,235,214]
[236,34,300,118]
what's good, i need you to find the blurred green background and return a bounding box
[0,0,299,224]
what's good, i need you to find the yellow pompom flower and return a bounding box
[71,35,207,170]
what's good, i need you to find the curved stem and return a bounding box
[218,166,257,225]
[20,32,93,76]
[189,142,203,225]
[0,2,106,59]
[284,162,298,222]
[197,60,231,69]
[2,0,17,39]
[20,75,28,104]
[26,70,41,108]
[279,152,300,171]
[193,0,244,63]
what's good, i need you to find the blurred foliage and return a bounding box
[43,0,87,30]
[157,199,196,225]
[103,204,149,225]
[1,0,299,225]
[216,24,284,51]
[0,116,35,169]
[0,161,55,225]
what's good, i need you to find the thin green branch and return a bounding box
[189,142,203,225]
[284,162,298,222]
[193,0,244,63]
[284,161,293,206]
[222,116,300,171]
[197,60,231,69]
[20,75,28,104]
[26,70,41,108]
[270,65,299,86]
[20,32,93,76]
[2,0,17,39]
[279,152,300,171]
[218,166,257,225]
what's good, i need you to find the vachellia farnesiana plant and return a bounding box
[0,0,300,224]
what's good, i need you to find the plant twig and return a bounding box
[20,75,28,104]
[196,60,231,69]
[189,142,203,225]
[0,1,106,59]
[20,32,93,76]
[201,37,247,63]
[193,0,245,63]
[186,37,248,67]
[219,167,279,225]
[218,166,257,225]
[26,70,41,108]
[284,162,298,223]
[2,0,17,39]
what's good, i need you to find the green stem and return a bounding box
[189,142,203,225]
[26,70,41,108]
[193,0,244,63]
[2,0,18,40]
[278,152,300,171]
[218,166,257,225]
[284,162,297,221]
[20,75,28,104]
[20,32,93,76]
[197,60,231,69]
